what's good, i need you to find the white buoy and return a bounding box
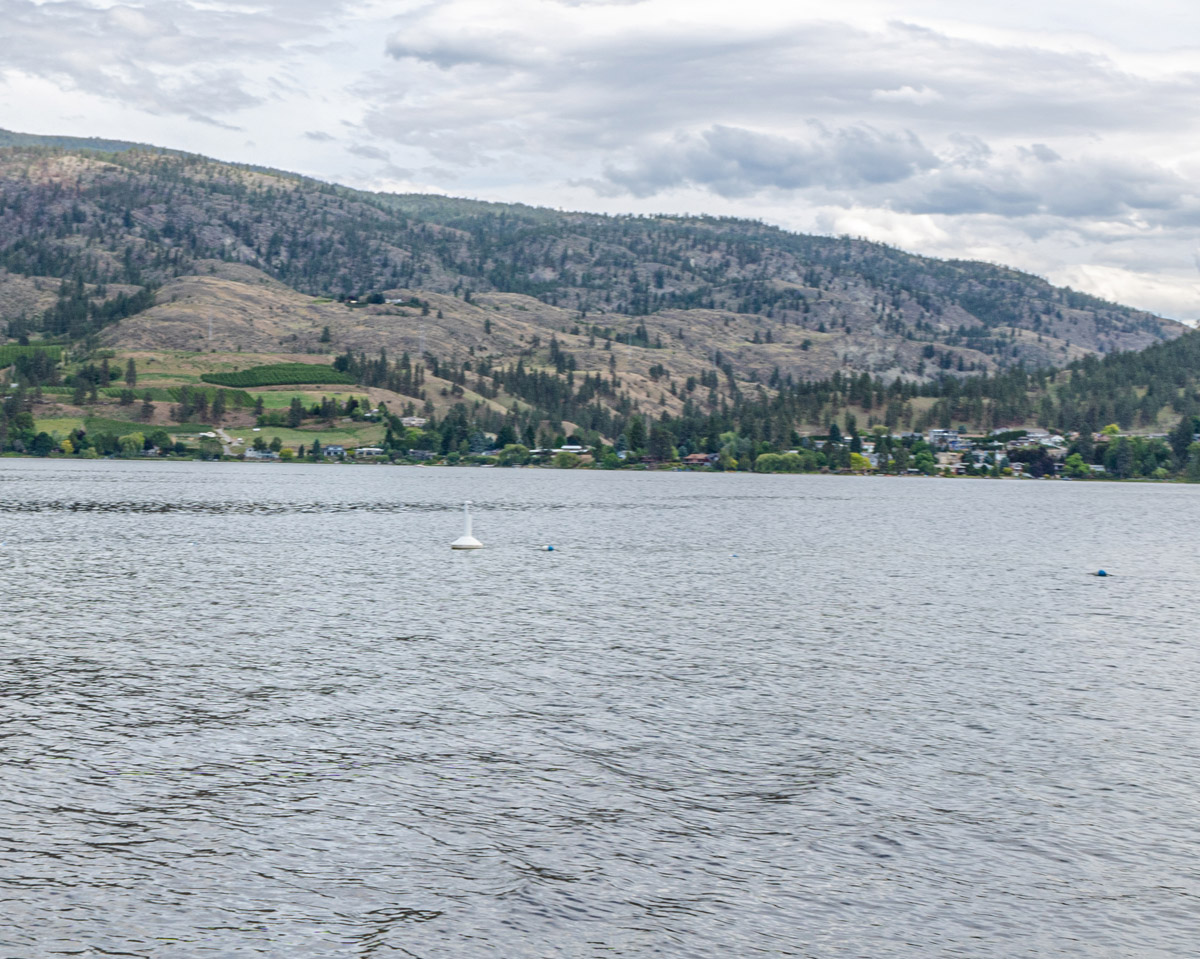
[450,500,484,550]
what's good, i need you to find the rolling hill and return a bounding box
[1,130,1197,465]
[0,132,1183,388]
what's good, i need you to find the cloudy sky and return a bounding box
[2,0,1199,319]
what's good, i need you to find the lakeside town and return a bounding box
[3,348,1197,480]
[11,407,1198,482]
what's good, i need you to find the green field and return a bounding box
[135,372,202,383]
[239,423,386,449]
[38,384,253,405]
[253,390,369,409]
[99,386,255,406]
[36,415,224,439]
[202,362,355,388]
[35,417,86,435]
[0,344,63,366]
[83,416,162,436]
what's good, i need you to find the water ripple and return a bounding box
[2,459,1199,958]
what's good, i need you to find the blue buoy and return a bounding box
[1096,569,1108,577]
[543,545,555,551]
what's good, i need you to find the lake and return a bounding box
[2,459,1199,958]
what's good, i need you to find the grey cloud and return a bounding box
[379,164,416,180]
[602,122,1195,230]
[0,0,349,121]
[305,130,336,142]
[348,143,390,162]
[385,32,529,71]
[1026,143,1062,163]
[605,124,939,198]
[897,172,1040,217]
[894,155,1189,220]
[943,134,992,168]
[377,11,1200,147]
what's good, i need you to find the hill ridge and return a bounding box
[0,135,1185,396]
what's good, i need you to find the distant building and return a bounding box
[401,416,427,428]
[323,445,346,457]
[928,429,968,450]
[936,451,966,473]
[354,447,385,456]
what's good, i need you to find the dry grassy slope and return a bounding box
[0,271,59,322]
[99,261,1084,420]
[2,148,1179,378]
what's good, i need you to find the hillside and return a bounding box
[0,136,1183,389]
[2,131,1199,474]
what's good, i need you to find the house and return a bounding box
[323,445,346,457]
[400,416,427,428]
[936,451,964,470]
[927,429,961,449]
[244,448,279,461]
[354,447,385,456]
[682,452,717,466]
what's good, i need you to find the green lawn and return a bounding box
[253,390,367,409]
[83,416,160,435]
[241,423,385,449]
[36,416,86,436]
[35,411,381,451]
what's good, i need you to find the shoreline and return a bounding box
[1,452,1191,484]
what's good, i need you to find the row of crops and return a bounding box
[42,386,256,406]
[102,386,256,406]
[0,344,64,366]
[201,363,356,388]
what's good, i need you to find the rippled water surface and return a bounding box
[3,459,1199,958]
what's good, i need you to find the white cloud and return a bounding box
[870,85,943,105]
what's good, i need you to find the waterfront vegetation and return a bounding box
[1,338,1198,481]
[2,294,1200,481]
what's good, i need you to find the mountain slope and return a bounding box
[0,139,1183,392]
